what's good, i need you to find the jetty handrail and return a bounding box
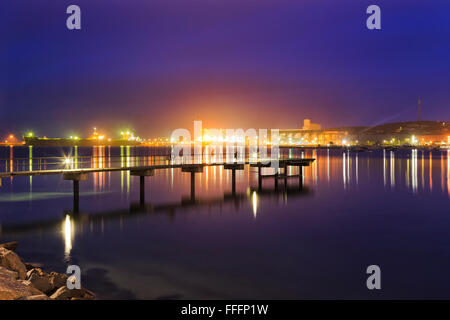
[0,156,315,178]
[0,154,171,162]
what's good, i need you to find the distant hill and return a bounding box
[327,121,448,136]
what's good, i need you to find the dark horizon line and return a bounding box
[1,118,449,140]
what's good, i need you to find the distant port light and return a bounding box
[63,157,72,165]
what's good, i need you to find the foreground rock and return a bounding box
[50,286,95,300]
[0,247,27,279]
[19,294,50,300]
[0,242,19,252]
[0,243,95,300]
[27,268,54,294]
[0,267,43,300]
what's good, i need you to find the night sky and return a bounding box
[2,0,450,138]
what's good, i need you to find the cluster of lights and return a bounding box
[201,135,247,143]
[120,130,141,142]
[3,134,18,144]
[8,126,450,149]
[278,134,352,146]
[90,127,106,141]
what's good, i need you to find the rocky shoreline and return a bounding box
[0,242,95,300]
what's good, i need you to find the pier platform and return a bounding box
[0,157,315,212]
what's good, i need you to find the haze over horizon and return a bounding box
[2,0,450,138]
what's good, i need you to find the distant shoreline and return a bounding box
[1,144,447,151]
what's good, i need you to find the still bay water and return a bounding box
[0,146,449,299]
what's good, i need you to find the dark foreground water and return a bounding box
[0,146,449,299]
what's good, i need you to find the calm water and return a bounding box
[0,146,449,299]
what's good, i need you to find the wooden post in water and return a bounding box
[258,166,262,190]
[73,180,79,213]
[130,169,154,207]
[274,169,279,190]
[190,171,195,201]
[140,175,145,206]
[231,169,236,194]
[182,164,204,202]
[224,164,244,196]
[63,173,89,213]
[298,165,303,190]
[284,166,288,190]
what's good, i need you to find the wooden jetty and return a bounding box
[0,158,315,212]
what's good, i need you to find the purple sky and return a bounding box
[2,0,450,138]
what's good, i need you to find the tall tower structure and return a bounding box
[417,96,421,121]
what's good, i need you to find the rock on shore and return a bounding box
[0,242,95,300]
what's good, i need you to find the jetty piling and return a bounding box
[63,172,89,213]
[181,164,205,202]
[130,169,155,206]
[0,158,314,212]
[223,163,244,195]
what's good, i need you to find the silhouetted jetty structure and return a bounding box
[0,157,314,213]
[0,183,313,237]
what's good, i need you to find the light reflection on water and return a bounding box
[0,146,450,299]
[63,214,73,262]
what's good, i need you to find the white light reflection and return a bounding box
[327,149,330,184]
[447,150,450,197]
[429,152,433,192]
[406,158,410,189]
[411,149,418,193]
[252,191,258,219]
[383,149,386,188]
[421,151,425,189]
[347,150,351,184]
[63,215,74,261]
[390,151,395,188]
[343,152,347,189]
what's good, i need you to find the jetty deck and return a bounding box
[0,156,315,212]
